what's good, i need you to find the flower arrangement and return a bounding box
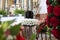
[46,0,60,39]
[0,18,38,40]
[36,0,60,39]
[21,19,38,26]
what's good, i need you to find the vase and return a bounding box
[25,11,33,19]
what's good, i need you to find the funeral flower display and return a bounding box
[46,0,60,39]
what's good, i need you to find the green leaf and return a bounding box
[0,27,6,40]
[2,22,9,31]
[0,35,6,40]
[30,33,36,40]
[1,20,14,31]
[52,1,57,6]
[47,29,51,38]
[0,27,4,37]
[10,24,21,36]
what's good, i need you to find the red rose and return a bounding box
[50,17,60,28]
[53,6,60,16]
[53,23,59,29]
[50,17,59,24]
[51,29,60,39]
[47,5,54,13]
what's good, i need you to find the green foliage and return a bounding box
[0,34,6,40]
[52,0,57,6]
[48,0,60,6]
[0,21,1,25]
[1,22,10,31]
[10,24,21,36]
[0,10,7,16]
[0,22,7,40]
[14,9,25,16]
[1,20,14,31]
[30,33,36,40]
[47,29,51,38]
[46,27,51,38]
[0,27,4,37]
[0,20,14,40]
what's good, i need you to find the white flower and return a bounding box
[21,19,38,26]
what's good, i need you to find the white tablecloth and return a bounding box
[0,16,24,22]
[1,17,38,26]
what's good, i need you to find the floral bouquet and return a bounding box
[46,0,60,39]
[21,19,38,26]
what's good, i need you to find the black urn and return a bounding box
[25,11,33,19]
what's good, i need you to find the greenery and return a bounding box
[48,0,60,6]
[10,24,21,36]
[14,9,25,16]
[30,33,36,40]
[0,10,7,16]
[0,21,13,40]
[0,20,21,40]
